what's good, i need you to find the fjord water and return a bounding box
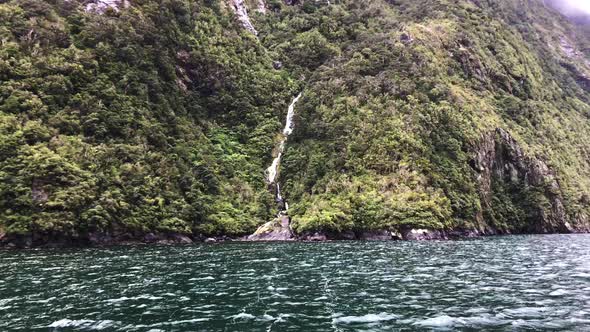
[2,236,590,331]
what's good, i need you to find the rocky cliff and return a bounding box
[473,128,587,234]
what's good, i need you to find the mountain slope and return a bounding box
[260,0,590,236]
[0,0,297,245]
[0,0,589,245]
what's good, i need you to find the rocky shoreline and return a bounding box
[1,226,585,249]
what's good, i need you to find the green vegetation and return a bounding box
[262,0,590,234]
[0,0,296,239]
[0,0,589,243]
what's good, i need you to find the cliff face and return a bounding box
[473,128,587,235]
[0,0,589,246]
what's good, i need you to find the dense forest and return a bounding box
[0,0,589,245]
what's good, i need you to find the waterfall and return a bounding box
[266,93,302,213]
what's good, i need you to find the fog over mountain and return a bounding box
[547,0,590,18]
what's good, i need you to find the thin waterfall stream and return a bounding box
[246,93,302,241]
[266,93,302,215]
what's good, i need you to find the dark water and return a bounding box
[2,235,590,331]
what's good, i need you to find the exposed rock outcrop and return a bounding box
[300,232,328,241]
[472,128,581,234]
[359,230,394,241]
[401,228,447,241]
[84,0,130,13]
[247,216,295,241]
[256,0,267,14]
[558,36,590,92]
[229,0,258,35]
[31,178,48,204]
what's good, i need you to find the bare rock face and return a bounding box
[472,128,581,234]
[301,232,327,241]
[256,0,267,14]
[557,36,590,92]
[229,0,258,35]
[401,228,447,241]
[31,178,48,204]
[84,0,130,13]
[359,230,394,241]
[247,216,295,241]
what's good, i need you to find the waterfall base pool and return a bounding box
[2,235,590,331]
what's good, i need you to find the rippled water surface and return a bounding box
[2,235,590,331]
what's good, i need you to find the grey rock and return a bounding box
[144,233,159,243]
[229,0,258,35]
[247,216,295,241]
[170,234,193,244]
[301,232,328,241]
[473,128,579,234]
[336,231,357,240]
[256,0,267,13]
[360,230,392,241]
[400,32,413,43]
[31,179,48,204]
[401,228,447,241]
[85,0,129,13]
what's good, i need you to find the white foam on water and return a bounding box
[261,314,273,320]
[413,315,464,327]
[48,319,117,330]
[133,318,210,328]
[503,307,549,318]
[232,312,255,320]
[549,289,569,296]
[93,320,118,330]
[104,297,130,303]
[49,319,93,328]
[247,258,279,263]
[332,312,399,324]
[189,276,215,281]
[30,296,56,304]
[41,267,63,271]
[0,298,16,306]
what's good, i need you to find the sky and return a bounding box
[550,0,590,16]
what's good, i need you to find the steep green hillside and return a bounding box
[0,0,589,245]
[268,0,590,236]
[0,0,297,244]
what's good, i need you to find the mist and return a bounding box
[547,0,590,17]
